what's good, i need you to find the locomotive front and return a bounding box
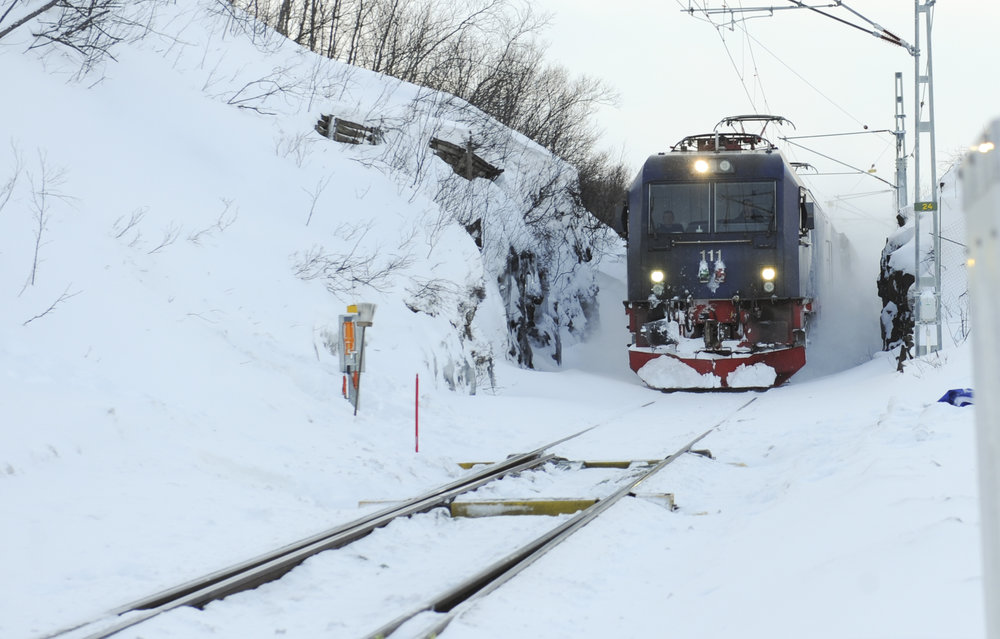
[624,124,817,390]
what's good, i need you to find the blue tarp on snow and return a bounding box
[938,388,974,407]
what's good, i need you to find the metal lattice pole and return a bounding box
[894,71,908,212]
[912,0,941,355]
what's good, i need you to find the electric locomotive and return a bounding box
[623,115,820,390]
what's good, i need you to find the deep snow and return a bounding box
[0,3,984,638]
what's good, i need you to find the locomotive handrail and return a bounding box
[670,132,773,152]
[670,238,753,246]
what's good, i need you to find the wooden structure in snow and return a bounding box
[315,115,383,145]
[429,137,503,181]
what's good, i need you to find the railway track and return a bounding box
[41,398,755,639]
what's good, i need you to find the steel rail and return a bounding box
[364,397,757,639]
[130,421,602,613]
[125,455,562,611]
[62,453,555,639]
[39,413,643,639]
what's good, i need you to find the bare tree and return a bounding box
[224,65,301,114]
[111,205,147,240]
[574,146,630,234]
[188,198,239,244]
[0,0,60,41]
[0,140,24,216]
[274,129,317,167]
[302,174,331,225]
[21,151,70,294]
[146,221,181,254]
[292,221,415,294]
[0,1,164,80]
[209,0,278,45]
[22,283,81,325]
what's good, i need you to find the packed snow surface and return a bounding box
[0,3,984,638]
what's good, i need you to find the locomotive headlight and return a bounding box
[650,270,665,284]
[718,159,733,172]
[693,159,710,173]
[761,266,776,293]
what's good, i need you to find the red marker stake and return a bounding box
[415,374,420,453]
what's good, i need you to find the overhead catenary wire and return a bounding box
[810,172,893,179]
[786,131,896,186]
[677,0,765,113]
[678,0,870,130]
[827,188,894,199]
[785,0,874,37]
[680,0,903,206]
[685,0,769,114]
[781,137,897,188]
[685,0,913,52]
[736,0,772,114]
[738,28,869,129]
[785,0,916,53]
[821,196,897,226]
[781,129,893,140]
[715,28,762,112]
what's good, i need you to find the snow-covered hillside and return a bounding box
[0,2,983,638]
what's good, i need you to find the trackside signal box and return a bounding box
[339,303,376,413]
[339,311,359,374]
[339,311,360,407]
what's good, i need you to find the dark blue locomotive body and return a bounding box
[624,117,821,389]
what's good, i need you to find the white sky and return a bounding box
[532,0,1000,228]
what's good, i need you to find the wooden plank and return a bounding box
[429,136,503,181]
[315,114,382,145]
[630,492,677,511]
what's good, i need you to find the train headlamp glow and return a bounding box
[650,270,665,283]
[692,158,734,174]
[761,266,776,293]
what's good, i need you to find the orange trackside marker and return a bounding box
[342,375,347,397]
[343,320,356,354]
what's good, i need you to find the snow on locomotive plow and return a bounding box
[623,115,827,390]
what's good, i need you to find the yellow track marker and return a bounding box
[450,498,598,518]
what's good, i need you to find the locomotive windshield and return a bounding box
[648,183,710,234]
[715,182,775,232]
[647,180,775,235]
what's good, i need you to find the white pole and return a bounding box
[354,325,365,416]
[962,119,1000,639]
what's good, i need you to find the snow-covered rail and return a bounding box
[38,426,602,639]
[40,399,755,639]
[364,397,757,639]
